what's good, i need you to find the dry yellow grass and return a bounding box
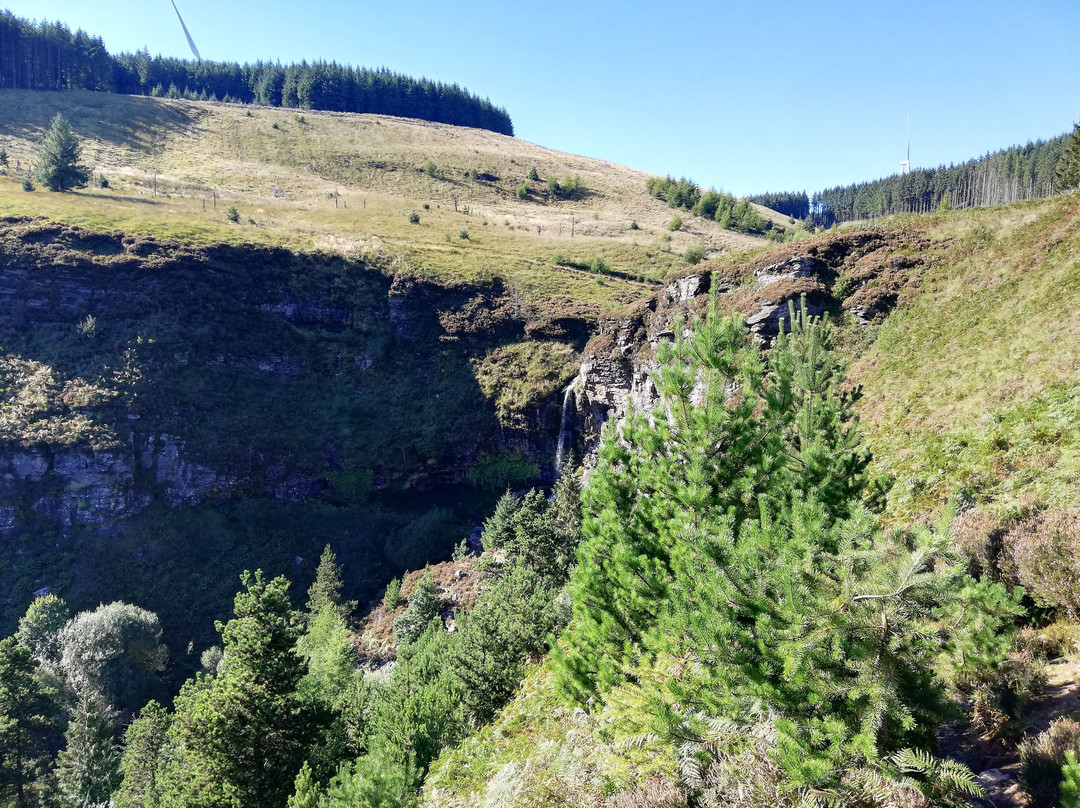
[0,89,769,308]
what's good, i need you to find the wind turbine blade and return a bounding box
[170,0,202,61]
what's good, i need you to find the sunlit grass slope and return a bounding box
[849,196,1080,522]
[0,89,769,310]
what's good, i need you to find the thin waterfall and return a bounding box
[554,382,577,477]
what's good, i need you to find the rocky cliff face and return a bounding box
[567,229,931,463]
[0,218,592,540]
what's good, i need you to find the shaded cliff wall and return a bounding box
[0,217,591,652]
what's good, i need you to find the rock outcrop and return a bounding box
[567,229,931,465]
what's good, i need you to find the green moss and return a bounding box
[473,341,579,427]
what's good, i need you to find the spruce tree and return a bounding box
[55,698,121,808]
[480,491,520,550]
[0,638,57,808]
[156,571,318,808]
[35,114,89,192]
[1056,122,1080,192]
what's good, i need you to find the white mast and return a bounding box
[899,115,911,175]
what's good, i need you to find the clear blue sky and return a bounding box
[7,0,1080,196]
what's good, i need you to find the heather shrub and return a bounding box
[951,506,1013,582]
[960,652,1045,737]
[1015,622,1080,661]
[1005,508,1080,618]
[1020,718,1080,807]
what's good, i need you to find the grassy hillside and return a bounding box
[0,88,777,665]
[847,195,1080,523]
[0,89,770,308]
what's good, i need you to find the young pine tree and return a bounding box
[392,570,441,645]
[286,762,319,808]
[554,299,997,800]
[36,114,89,192]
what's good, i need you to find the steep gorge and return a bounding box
[0,216,591,655]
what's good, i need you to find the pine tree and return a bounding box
[503,489,558,573]
[35,114,89,192]
[319,750,419,808]
[0,147,8,172]
[0,638,57,808]
[555,297,776,699]
[306,544,356,619]
[55,698,121,808]
[113,700,169,808]
[1061,750,1080,808]
[1055,123,1080,192]
[297,602,365,777]
[452,564,562,722]
[392,570,441,645]
[553,299,1003,798]
[286,762,319,808]
[766,299,870,521]
[156,571,319,808]
[364,623,463,771]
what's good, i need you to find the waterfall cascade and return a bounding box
[554,381,577,477]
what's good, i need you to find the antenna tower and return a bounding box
[899,115,911,175]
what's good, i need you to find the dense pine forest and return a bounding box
[745,190,810,219]
[810,135,1067,224]
[0,10,514,135]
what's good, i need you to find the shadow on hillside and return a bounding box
[0,218,594,665]
[0,88,198,154]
